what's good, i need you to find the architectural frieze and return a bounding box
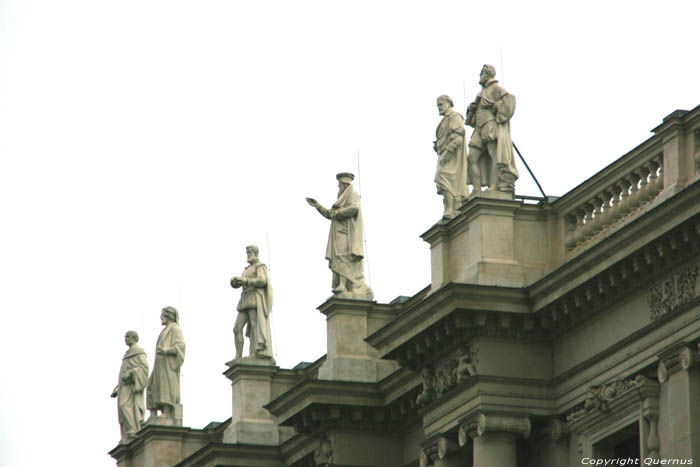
[565,374,649,425]
[649,264,698,320]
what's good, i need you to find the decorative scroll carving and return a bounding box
[681,345,700,370]
[419,445,438,467]
[458,422,478,446]
[476,414,531,439]
[314,434,334,467]
[649,264,698,320]
[566,375,647,423]
[658,354,681,383]
[437,437,458,459]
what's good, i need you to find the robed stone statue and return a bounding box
[230,245,274,362]
[466,64,519,194]
[306,172,373,300]
[433,94,468,219]
[111,330,149,443]
[146,306,185,425]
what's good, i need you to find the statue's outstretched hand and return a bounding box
[306,197,319,208]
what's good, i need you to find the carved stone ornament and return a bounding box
[648,264,698,320]
[417,345,478,407]
[419,445,438,467]
[458,422,478,446]
[657,354,681,383]
[456,345,478,383]
[681,345,700,370]
[566,375,647,423]
[313,434,333,467]
[416,367,436,407]
[476,414,531,439]
[549,419,571,443]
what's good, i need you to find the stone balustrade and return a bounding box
[562,151,663,253]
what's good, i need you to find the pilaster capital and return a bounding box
[476,414,531,439]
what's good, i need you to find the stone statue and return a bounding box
[306,173,374,300]
[230,245,274,362]
[433,95,468,219]
[466,64,519,194]
[111,330,149,443]
[146,306,185,424]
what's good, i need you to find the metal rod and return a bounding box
[512,142,546,198]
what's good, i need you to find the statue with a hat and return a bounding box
[306,173,374,300]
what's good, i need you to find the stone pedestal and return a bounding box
[317,299,398,382]
[144,403,184,427]
[223,359,282,445]
[422,192,553,291]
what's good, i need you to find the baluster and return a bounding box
[608,184,623,224]
[617,178,633,217]
[572,208,586,247]
[626,172,642,214]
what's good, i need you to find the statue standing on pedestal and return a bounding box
[230,245,274,362]
[306,172,374,300]
[433,95,468,219]
[111,330,149,443]
[146,306,185,424]
[466,64,519,194]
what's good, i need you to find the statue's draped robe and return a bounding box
[326,185,366,289]
[237,261,274,359]
[434,109,468,199]
[115,345,149,439]
[467,79,519,187]
[147,322,185,410]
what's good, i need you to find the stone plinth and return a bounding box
[422,192,555,290]
[317,298,398,382]
[144,404,183,427]
[223,359,283,445]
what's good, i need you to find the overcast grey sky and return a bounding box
[1,1,699,466]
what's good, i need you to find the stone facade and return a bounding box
[111,104,700,466]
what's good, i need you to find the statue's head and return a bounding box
[336,172,354,192]
[161,306,179,325]
[479,65,496,85]
[125,330,139,344]
[437,95,454,116]
[246,245,259,263]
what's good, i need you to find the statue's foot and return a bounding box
[332,286,347,294]
[442,210,458,220]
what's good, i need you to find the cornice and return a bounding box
[109,422,230,461]
[175,442,283,467]
[264,379,383,424]
[366,282,532,359]
[421,196,545,245]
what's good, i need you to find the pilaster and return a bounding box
[657,342,700,460]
